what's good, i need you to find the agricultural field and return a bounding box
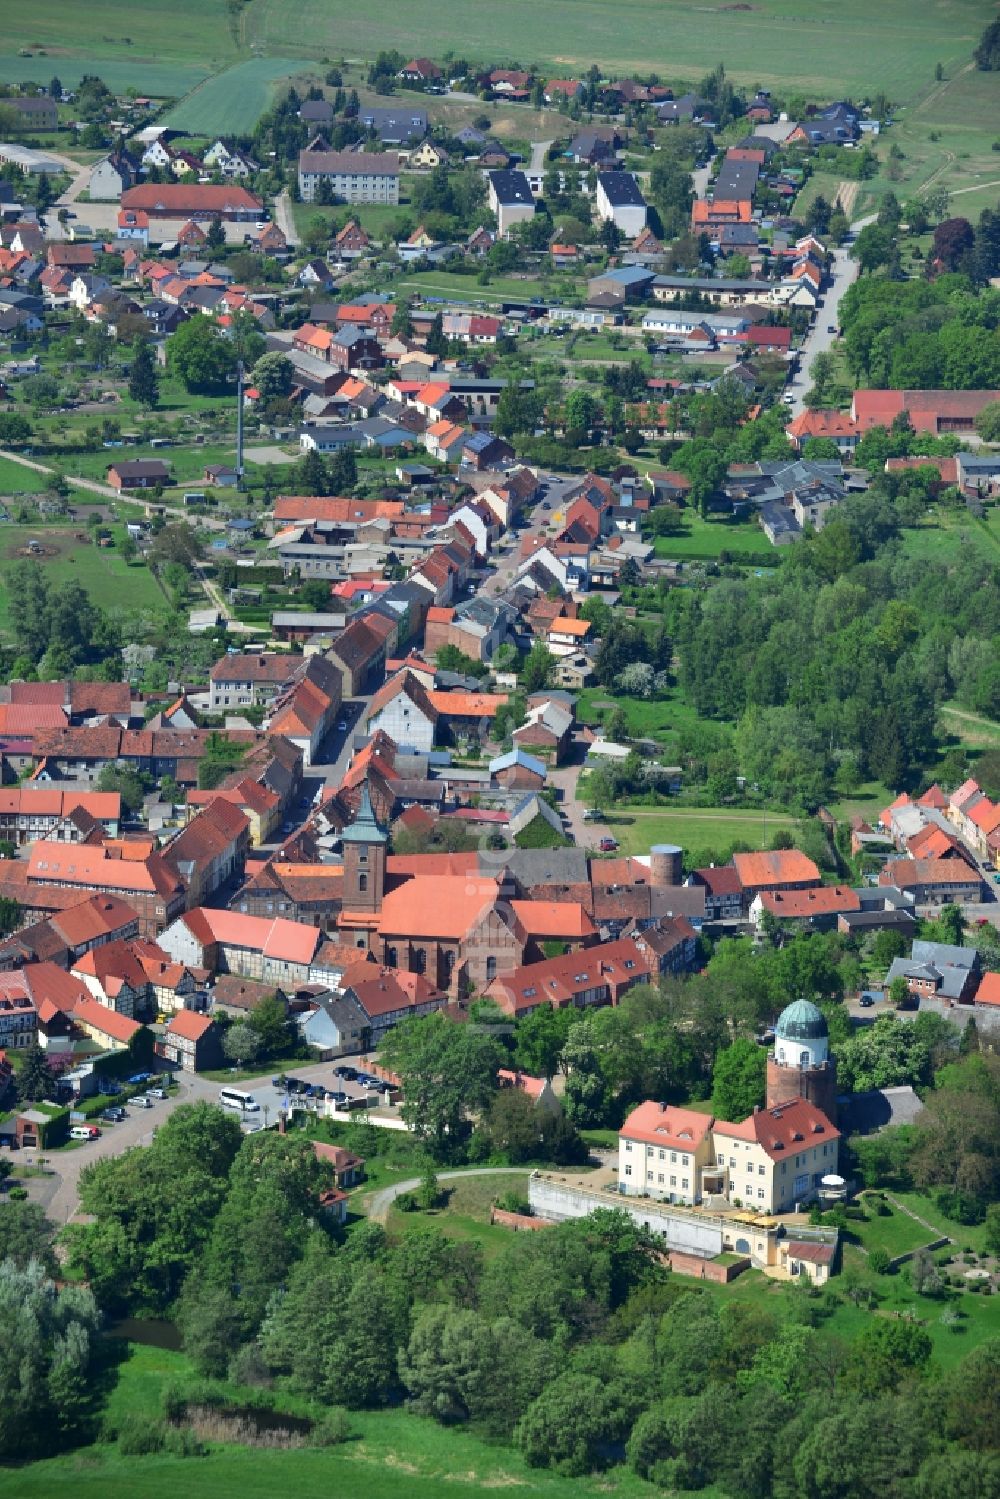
[246,0,989,97]
[161,57,322,135]
[0,525,168,635]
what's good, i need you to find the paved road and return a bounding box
[273,190,299,248]
[528,140,554,176]
[786,214,876,417]
[367,1166,531,1223]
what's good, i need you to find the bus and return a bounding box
[218,1086,260,1113]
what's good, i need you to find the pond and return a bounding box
[106,1317,182,1351]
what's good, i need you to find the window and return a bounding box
[485,956,497,982]
[625,1141,632,1152]
[717,1154,725,1166]
[358,873,368,893]
[657,1173,664,1184]
[384,946,397,968]
[647,1171,653,1182]
[758,1188,765,1200]
[670,1175,676,1187]
[758,1164,765,1175]
[624,1164,631,1178]
[682,1179,689,1190]
[729,1157,736,1168]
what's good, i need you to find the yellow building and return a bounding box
[618,1102,716,1205]
[712,1098,840,1215]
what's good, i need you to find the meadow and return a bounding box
[601,804,797,857]
[0,525,168,634]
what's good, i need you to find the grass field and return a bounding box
[386,1173,531,1255]
[0,525,167,634]
[651,511,776,561]
[0,54,210,96]
[161,57,321,134]
[603,805,797,856]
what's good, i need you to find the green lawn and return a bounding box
[852,1200,939,1259]
[386,1173,532,1255]
[602,805,797,857]
[650,511,776,561]
[899,507,1000,567]
[0,525,168,635]
[824,780,895,824]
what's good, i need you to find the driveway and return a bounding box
[273,190,299,248]
[528,140,554,176]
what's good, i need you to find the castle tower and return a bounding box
[766,998,837,1120]
[340,783,387,915]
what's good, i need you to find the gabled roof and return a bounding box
[374,875,501,940]
[178,907,321,964]
[166,1009,215,1041]
[72,998,141,1043]
[713,1096,840,1160]
[732,849,821,888]
[620,1100,714,1150]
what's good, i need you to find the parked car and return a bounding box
[325,1089,347,1103]
[100,1107,127,1122]
[859,995,874,1008]
[337,720,348,733]
[70,1126,100,1141]
[582,808,604,822]
[132,1095,154,1109]
[599,837,618,852]
[146,1087,167,1100]
[127,1072,151,1085]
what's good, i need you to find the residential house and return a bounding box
[120,184,263,220]
[106,459,170,491]
[158,907,323,987]
[298,989,370,1056]
[159,1009,221,1072]
[512,699,574,764]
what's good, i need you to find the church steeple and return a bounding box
[340,783,387,913]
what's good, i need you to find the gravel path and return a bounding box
[366,1166,531,1223]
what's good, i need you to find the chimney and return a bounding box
[753,1104,760,1115]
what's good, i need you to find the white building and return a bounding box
[487,170,535,237]
[595,171,648,238]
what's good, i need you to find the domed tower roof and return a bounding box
[775,998,827,1042]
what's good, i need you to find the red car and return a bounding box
[599,837,618,852]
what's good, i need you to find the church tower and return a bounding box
[340,784,387,914]
[766,998,837,1120]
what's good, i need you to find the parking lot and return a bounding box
[215,1059,401,1131]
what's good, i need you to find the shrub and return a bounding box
[496,1189,531,1215]
[228,1343,273,1389]
[163,1426,206,1457]
[395,1192,417,1213]
[118,1415,167,1456]
[868,1248,891,1275]
[311,1408,353,1446]
[7,1187,28,1202]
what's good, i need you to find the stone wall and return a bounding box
[530,1175,724,1257]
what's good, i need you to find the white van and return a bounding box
[70,1126,98,1141]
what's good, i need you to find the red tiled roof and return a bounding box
[975,972,1000,1008]
[620,1100,714,1150]
[732,850,821,889]
[713,1097,840,1161]
[758,885,860,918]
[179,908,321,965]
[73,998,141,1043]
[373,876,500,940]
[166,1009,215,1041]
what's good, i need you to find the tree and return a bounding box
[712,1037,766,1120]
[97,762,149,816]
[974,402,1000,444]
[517,1371,638,1475]
[14,1043,56,1105]
[68,1102,242,1310]
[148,522,203,570]
[0,1201,58,1275]
[933,217,975,271]
[514,1003,578,1078]
[251,352,294,404]
[975,18,1000,70]
[521,640,555,693]
[888,975,911,1008]
[400,1306,547,1434]
[0,1263,100,1458]
[246,993,292,1057]
[168,315,238,393]
[836,1013,932,1092]
[206,216,226,251]
[0,412,32,445]
[222,1022,262,1066]
[380,1011,505,1158]
[841,1318,932,1396]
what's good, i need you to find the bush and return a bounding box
[311,1407,353,1446]
[118,1415,167,1455]
[228,1342,273,1389]
[395,1192,417,1213]
[868,1248,891,1274]
[163,1426,206,1458]
[496,1189,531,1215]
[7,1187,27,1202]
